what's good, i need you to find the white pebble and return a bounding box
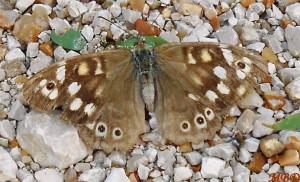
[174,167,193,182]
[35,168,63,182]
[105,168,130,182]
[201,157,226,178]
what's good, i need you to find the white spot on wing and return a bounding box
[78,62,89,75]
[188,94,198,101]
[237,85,246,96]
[205,90,218,102]
[86,121,96,130]
[41,86,51,96]
[56,66,66,83]
[49,88,58,100]
[213,66,227,79]
[201,49,212,62]
[70,98,83,111]
[188,53,197,64]
[95,62,103,75]
[84,103,96,116]
[204,108,215,121]
[217,82,230,94]
[39,79,47,87]
[68,82,81,96]
[243,57,252,64]
[221,48,233,65]
[236,70,246,79]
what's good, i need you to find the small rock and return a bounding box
[248,152,267,173]
[108,151,127,166]
[138,164,151,180]
[145,148,157,163]
[285,136,300,151]
[278,67,300,84]
[16,0,35,12]
[81,25,94,42]
[216,26,239,45]
[13,6,49,44]
[26,42,39,58]
[239,89,263,109]
[1,61,27,78]
[0,10,20,30]
[5,48,25,63]
[64,168,77,182]
[16,111,88,169]
[67,1,87,17]
[232,163,250,182]
[285,25,300,57]
[284,165,300,175]
[244,137,260,152]
[219,166,233,178]
[29,51,53,73]
[0,146,18,181]
[7,35,21,49]
[286,77,300,101]
[285,3,300,25]
[92,10,112,29]
[201,157,226,178]
[74,163,91,172]
[240,27,260,45]
[239,147,252,163]
[174,1,203,16]
[268,163,280,174]
[157,149,176,175]
[205,143,236,161]
[78,168,106,182]
[8,100,26,121]
[250,172,269,182]
[260,137,285,158]
[109,3,122,17]
[16,169,35,182]
[121,9,141,24]
[252,116,275,138]
[105,168,130,182]
[35,168,63,182]
[236,109,256,133]
[49,18,71,35]
[184,151,202,165]
[126,154,148,172]
[0,120,15,141]
[279,149,300,166]
[174,167,193,182]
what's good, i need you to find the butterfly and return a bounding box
[22,36,268,153]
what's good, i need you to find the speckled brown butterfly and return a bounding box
[23,36,268,153]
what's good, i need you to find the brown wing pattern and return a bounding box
[153,42,268,144]
[23,49,146,153]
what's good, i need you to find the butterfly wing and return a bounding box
[153,42,268,144]
[23,50,146,153]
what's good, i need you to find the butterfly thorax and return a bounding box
[132,46,157,112]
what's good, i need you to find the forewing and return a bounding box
[154,42,268,113]
[23,49,146,153]
[153,42,268,144]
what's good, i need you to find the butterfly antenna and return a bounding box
[98,16,135,38]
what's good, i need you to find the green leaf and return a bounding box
[263,112,300,130]
[50,29,86,51]
[143,36,168,48]
[117,36,168,50]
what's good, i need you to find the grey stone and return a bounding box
[8,100,26,121]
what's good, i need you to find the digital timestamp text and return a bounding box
[269,173,300,182]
